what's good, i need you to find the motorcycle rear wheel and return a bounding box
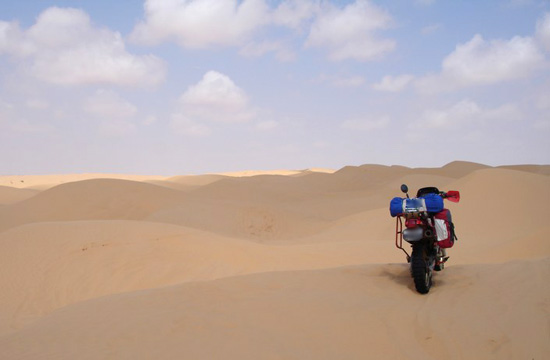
[411,244,433,294]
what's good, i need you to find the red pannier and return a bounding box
[434,209,455,248]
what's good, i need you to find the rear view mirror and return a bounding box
[400,184,410,198]
[446,190,460,203]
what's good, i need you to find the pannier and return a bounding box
[434,209,456,248]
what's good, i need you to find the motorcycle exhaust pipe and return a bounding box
[424,229,433,238]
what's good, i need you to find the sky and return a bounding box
[1,0,549,175]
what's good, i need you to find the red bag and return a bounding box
[434,209,455,248]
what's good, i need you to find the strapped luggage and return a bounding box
[434,209,456,248]
[422,193,444,213]
[389,193,444,217]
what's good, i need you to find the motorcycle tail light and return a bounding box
[405,219,422,228]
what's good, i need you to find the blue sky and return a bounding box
[1,0,549,175]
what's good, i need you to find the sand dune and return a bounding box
[0,162,548,359]
[0,186,38,205]
[0,220,388,335]
[157,174,228,190]
[0,179,188,232]
[0,260,547,360]
[446,168,549,264]
[498,164,550,175]
[0,174,167,190]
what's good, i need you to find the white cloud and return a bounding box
[482,103,522,121]
[130,0,318,49]
[131,0,270,48]
[420,100,481,129]
[416,99,521,129]
[170,71,256,135]
[239,40,295,61]
[130,0,397,62]
[317,73,365,87]
[0,21,34,56]
[83,89,139,136]
[0,7,165,86]
[179,71,256,123]
[341,116,390,130]
[372,74,414,92]
[182,71,248,109]
[333,76,365,87]
[170,114,211,136]
[443,35,543,83]
[305,0,395,61]
[84,89,137,119]
[417,33,545,92]
[272,0,318,29]
[536,12,550,51]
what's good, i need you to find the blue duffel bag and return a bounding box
[389,193,443,217]
[390,197,404,217]
[422,193,444,213]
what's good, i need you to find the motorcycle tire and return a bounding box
[411,244,433,294]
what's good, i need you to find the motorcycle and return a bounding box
[391,184,460,294]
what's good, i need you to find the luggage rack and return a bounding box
[395,216,411,262]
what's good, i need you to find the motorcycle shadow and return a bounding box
[379,263,416,291]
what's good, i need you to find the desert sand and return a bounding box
[0,161,548,359]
